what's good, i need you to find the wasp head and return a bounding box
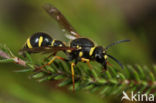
[93,46,108,70]
[93,39,130,70]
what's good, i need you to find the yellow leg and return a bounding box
[71,62,75,92]
[44,52,57,61]
[39,56,65,69]
[81,58,92,69]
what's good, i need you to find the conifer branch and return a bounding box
[0,44,156,96]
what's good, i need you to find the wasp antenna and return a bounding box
[106,39,130,50]
[107,54,124,69]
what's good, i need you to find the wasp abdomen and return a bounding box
[25,32,53,48]
[52,40,65,47]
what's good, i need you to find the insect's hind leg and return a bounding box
[43,52,57,61]
[39,56,68,70]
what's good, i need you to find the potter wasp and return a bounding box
[20,4,130,91]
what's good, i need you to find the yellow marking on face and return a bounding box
[26,38,32,48]
[67,50,71,53]
[38,36,43,47]
[89,47,96,56]
[79,51,83,57]
[51,40,55,46]
[104,55,108,59]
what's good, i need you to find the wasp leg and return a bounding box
[107,61,112,66]
[81,58,92,69]
[71,62,75,92]
[44,52,57,61]
[39,56,66,69]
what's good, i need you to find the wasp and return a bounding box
[20,4,130,91]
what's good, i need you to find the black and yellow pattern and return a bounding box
[24,32,65,49]
[25,32,53,48]
[20,4,130,92]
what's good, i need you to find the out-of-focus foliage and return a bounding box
[0,0,155,103]
[0,44,156,103]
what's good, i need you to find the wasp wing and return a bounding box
[43,4,80,40]
[19,46,76,55]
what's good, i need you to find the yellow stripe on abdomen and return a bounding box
[51,40,55,46]
[26,38,32,48]
[38,36,43,47]
[89,47,96,56]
